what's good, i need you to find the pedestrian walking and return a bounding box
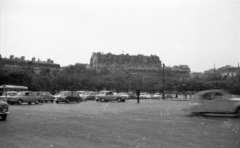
[136,88,140,103]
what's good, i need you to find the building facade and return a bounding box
[0,54,61,74]
[90,52,162,76]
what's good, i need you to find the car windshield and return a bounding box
[59,91,71,96]
[16,92,25,96]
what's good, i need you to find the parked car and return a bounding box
[0,100,9,121]
[7,91,43,105]
[96,90,126,102]
[76,91,92,101]
[0,91,17,102]
[35,91,55,103]
[183,89,240,115]
[86,92,98,100]
[55,91,82,104]
[152,93,161,99]
[140,93,152,99]
[118,92,130,99]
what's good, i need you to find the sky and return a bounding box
[1,0,240,72]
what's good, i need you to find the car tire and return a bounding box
[235,107,240,114]
[101,98,105,102]
[35,100,39,104]
[117,98,122,102]
[76,99,79,103]
[56,101,59,104]
[1,114,7,121]
[191,112,202,116]
[66,99,70,103]
[18,99,23,105]
[51,100,54,103]
[28,102,31,105]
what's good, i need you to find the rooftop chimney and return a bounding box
[32,57,35,62]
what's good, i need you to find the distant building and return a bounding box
[191,72,203,78]
[90,52,162,76]
[171,65,191,77]
[218,65,240,77]
[0,54,61,74]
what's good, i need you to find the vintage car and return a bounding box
[118,92,130,99]
[96,90,126,102]
[0,91,17,101]
[76,91,93,101]
[7,91,44,105]
[35,91,55,103]
[183,89,240,115]
[0,100,9,121]
[86,92,98,100]
[152,93,161,99]
[55,91,82,104]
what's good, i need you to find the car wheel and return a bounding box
[101,98,105,102]
[117,98,122,102]
[235,107,240,114]
[35,100,39,104]
[1,114,7,121]
[18,99,23,105]
[76,99,79,103]
[56,101,59,104]
[28,102,31,105]
[191,112,202,116]
[66,99,70,103]
[51,100,54,103]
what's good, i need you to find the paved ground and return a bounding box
[0,99,239,148]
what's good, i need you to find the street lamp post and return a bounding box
[162,63,165,99]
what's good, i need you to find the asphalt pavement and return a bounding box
[0,100,239,148]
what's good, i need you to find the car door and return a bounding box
[105,92,113,101]
[23,92,31,102]
[201,92,215,112]
[211,93,233,113]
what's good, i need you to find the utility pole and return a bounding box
[162,63,165,99]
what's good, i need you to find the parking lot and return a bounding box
[0,99,239,148]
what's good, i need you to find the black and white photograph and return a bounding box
[0,0,240,148]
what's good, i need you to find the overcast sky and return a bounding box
[1,0,240,72]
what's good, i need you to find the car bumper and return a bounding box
[0,112,9,115]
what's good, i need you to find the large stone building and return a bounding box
[90,52,162,75]
[0,54,61,74]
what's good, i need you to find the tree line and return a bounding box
[0,63,240,95]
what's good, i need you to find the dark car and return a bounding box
[55,91,82,104]
[0,100,9,121]
[35,91,55,103]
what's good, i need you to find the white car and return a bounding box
[118,92,129,99]
[183,89,240,116]
[76,91,94,101]
[153,93,161,99]
[96,91,126,102]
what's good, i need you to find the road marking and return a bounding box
[103,102,110,109]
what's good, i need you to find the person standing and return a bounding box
[136,88,140,103]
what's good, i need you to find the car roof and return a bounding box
[195,89,228,96]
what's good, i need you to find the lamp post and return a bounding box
[162,63,165,99]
